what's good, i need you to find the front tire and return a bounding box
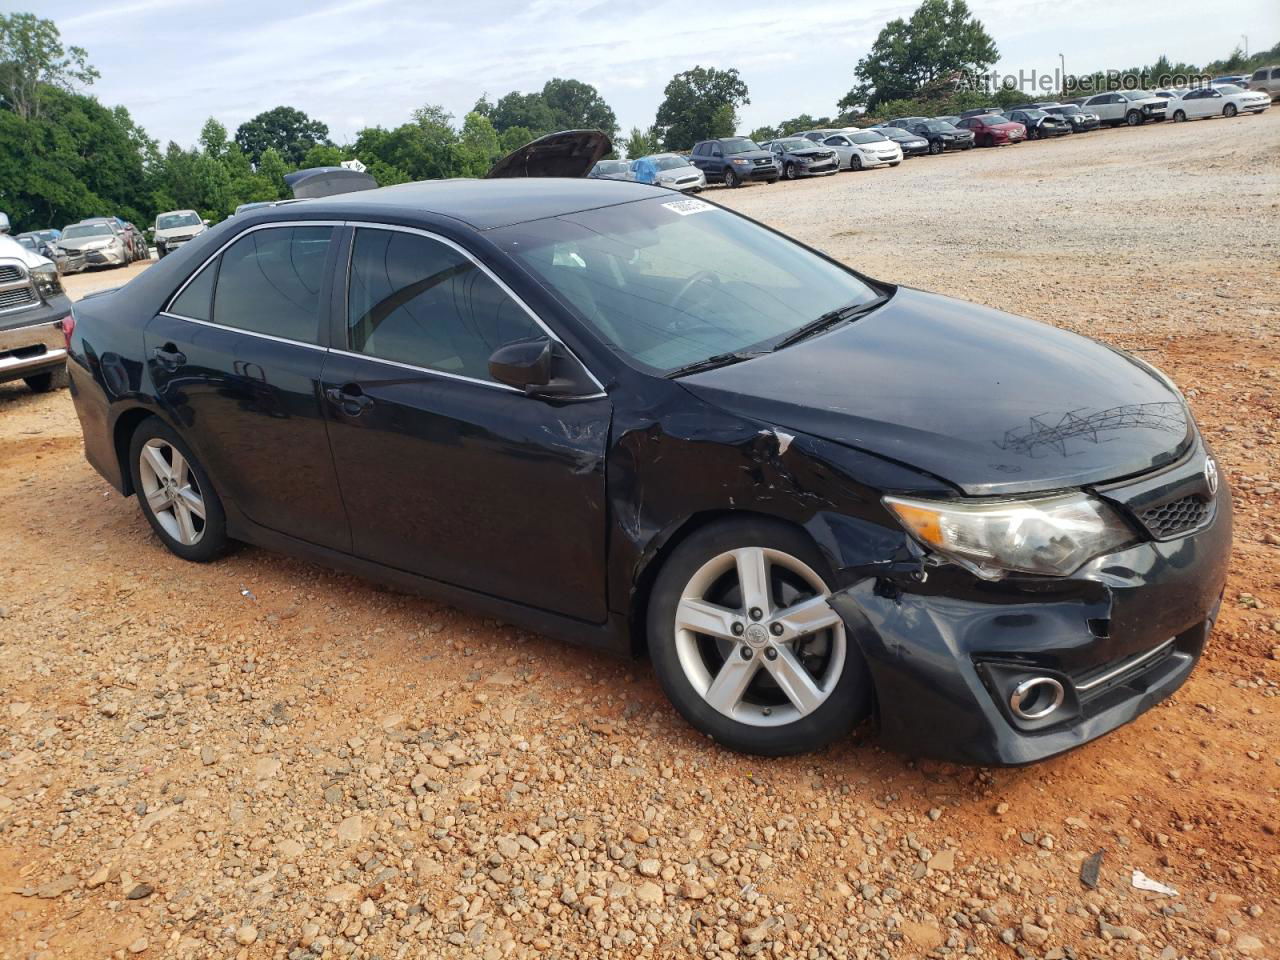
[1126,110,1142,126]
[928,140,942,155]
[1173,110,1186,122]
[1223,103,1237,118]
[783,162,796,180]
[128,417,228,563]
[647,518,872,756]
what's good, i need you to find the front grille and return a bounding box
[0,265,23,283]
[752,158,772,166]
[0,286,36,310]
[1141,495,1209,537]
[0,344,46,361]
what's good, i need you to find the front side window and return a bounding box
[346,229,539,382]
[495,196,880,376]
[212,226,334,343]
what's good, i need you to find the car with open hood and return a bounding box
[64,177,1231,765]
[760,138,839,179]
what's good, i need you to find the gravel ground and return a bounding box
[1,111,1277,960]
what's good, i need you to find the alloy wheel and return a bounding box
[1174,110,1186,122]
[138,438,207,546]
[1223,103,1237,117]
[672,546,846,727]
[929,141,941,155]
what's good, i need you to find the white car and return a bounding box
[822,130,903,170]
[154,210,209,258]
[1166,84,1271,121]
[1080,90,1168,126]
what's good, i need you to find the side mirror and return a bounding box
[202,219,211,226]
[0,212,9,234]
[488,337,597,399]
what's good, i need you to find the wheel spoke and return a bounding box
[169,448,189,486]
[176,486,205,519]
[675,598,739,640]
[772,595,841,642]
[142,443,172,482]
[733,547,770,614]
[145,486,170,513]
[763,645,826,716]
[704,654,758,715]
[173,501,197,544]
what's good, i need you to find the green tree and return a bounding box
[255,147,289,199]
[491,91,557,135]
[0,12,98,119]
[234,105,329,166]
[655,66,749,150]
[839,0,998,111]
[622,125,661,160]
[300,143,346,168]
[453,111,502,177]
[540,77,618,137]
[199,117,230,159]
[498,125,535,153]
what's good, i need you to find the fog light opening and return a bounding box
[1009,677,1065,721]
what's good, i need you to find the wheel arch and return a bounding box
[111,404,182,498]
[626,509,825,657]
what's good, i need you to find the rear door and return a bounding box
[146,223,351,551]
[319,225,612,622]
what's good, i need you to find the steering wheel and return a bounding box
[669,270,725,334]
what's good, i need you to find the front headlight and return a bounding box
[731,157,750,164]
[31,263,63,299]
[883,492,1134,579]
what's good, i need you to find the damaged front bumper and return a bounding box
[823,471,1232,766]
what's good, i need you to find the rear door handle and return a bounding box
[325,383,374,416]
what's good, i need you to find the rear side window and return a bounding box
[346,229,540,383]
[169,264,216,321]
[1272,68,1280,79]
[212,226,334,343]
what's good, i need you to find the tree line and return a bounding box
[0,9,1273,233]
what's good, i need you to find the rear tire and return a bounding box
[647,517,872,756]
[128,416,228,563]
[23,367,68,393]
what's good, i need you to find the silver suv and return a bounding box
[1247,65,1280,101]
[0,213,76,393]
[1080,90,1168,126]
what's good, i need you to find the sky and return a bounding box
[24,0,1280,148]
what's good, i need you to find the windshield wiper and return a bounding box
[771,295,889,351]
[665,350,768,379]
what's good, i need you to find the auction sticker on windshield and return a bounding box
[662,198,714,216]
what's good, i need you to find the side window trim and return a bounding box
[338,221,606,396]
[162,220,346,351]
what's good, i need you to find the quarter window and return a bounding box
[211,226,334,343]
[346,229,540,382]
[169,264,216,321]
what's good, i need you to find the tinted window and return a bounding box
[347,229,539,382]
[212,226,334,343]
[1272,68,1280,79]
[170,264,217,321]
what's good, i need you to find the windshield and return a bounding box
[1121,90,1156,101]
[1020,110,1048,120]
[158,212,202,229]
[1051,105,1081,115]
[62,224,113,239]
[1214,84,1243,94]
[878,127,910,138]
[721,138,761,155]
[652,155,691,171]
[496,196,880,375]
[594,161,629,174]
[923,121,957,132]
[16,236,38,250]
[776,139,813,151]
[851,131,888,144]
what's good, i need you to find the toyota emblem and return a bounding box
[1204,457,1219,497]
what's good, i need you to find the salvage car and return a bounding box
[15,232,87,274]
[154,210,209,258]
[1004,109,1072,139]
[689,137,779,188]
[819,130,903,170]
[903,119,975,154]
[588,159,634,181]
[955,114,1025,147]
[1080,90,1167,125]
[760,138,840,179]
[58,220,130,268]
[0,231,75,393]
[630,153,706,192]
[1041,103,1101,132]
[65,163,1233,764]
[1165,84,1271,120]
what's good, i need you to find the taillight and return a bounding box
[59,310,76,350]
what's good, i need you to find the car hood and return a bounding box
[487,130,612,179]
[679,288,1193,496]
[58,236,118,251]
[155,225,204,240]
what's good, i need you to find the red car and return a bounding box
[956,114,1026,147]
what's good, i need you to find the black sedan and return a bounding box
[66,177,1231,764]
[1005,109,1073,139]
[904,119,975,153]
[871,126,932,157]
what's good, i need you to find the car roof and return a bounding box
[263,177,673,232]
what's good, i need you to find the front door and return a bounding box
[320,226,612,622]
[146,224,351,551]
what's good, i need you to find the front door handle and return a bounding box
[152,344,186,368]
[325,383,374,416]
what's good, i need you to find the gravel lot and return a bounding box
[2,111,1277,960]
